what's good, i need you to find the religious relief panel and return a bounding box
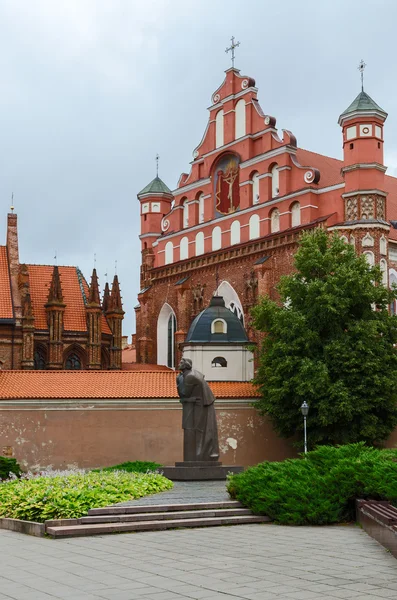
[244,270,258,305]
[345,197,358,221]
[376,197,386,221]
[214,155,240,216]
[360,196,375,220]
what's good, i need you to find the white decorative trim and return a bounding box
[328,223,390,232]
[208,87,258,111]
[338,109,387,125]
[341,163,387,174]
[139,233,160,239]
[304,171,315,183]
[278,166,292,172]
[173,178,211,196]
[138,191,173,200]
[240,146,296,169]
[342,189,387,198]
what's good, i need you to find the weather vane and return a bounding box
[225,36,240,68]
[156,153,159,177]
[358,59,366,92]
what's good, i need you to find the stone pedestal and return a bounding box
[162,461,243,481]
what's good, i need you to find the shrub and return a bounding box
[0,470,173,522]
[0,456,22,481]
[94,460,162,473]
[227,443,397,525]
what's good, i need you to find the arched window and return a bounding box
[270,208,280,233]
[271,164,279,197]
[212,357,227,368]
[252,172,260,205]
[212,226,222,251]
[65,353,82,370]
[179,237,189,261]
[235,99,246,139]
[215,109,224,148]
[340,235,348,244]
[230,220,241,245]
[380,235,387,255]
[211,319,227,334]
[167,313,176,369]
[34,347,46,370]
[195,231,204,256]
[291,202,301,227]
[182,199,189,228]
[165,241,173,264]
[380,259,388,286]
[157,303,176,367]
[364,251,375,266]
[198,194,205,224]
[249,214,260,240]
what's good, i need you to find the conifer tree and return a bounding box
[253,228,397,446]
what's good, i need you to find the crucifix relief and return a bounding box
[214,155,240,215]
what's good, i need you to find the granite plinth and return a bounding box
[162,463,243,481]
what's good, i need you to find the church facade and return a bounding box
[135,66,397,369]
[0,212,124,370]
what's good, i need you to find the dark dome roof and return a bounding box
[185,296,248,343]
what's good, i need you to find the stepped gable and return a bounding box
[27,265,111,334]
[0,246,13,320]
[0,370,260,399]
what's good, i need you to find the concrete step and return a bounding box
[46,514,271,538]
[46,507,253,528]
[88,500,243,516]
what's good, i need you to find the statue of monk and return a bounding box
[176,358,220,462]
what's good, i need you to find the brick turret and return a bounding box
[86,268,102,370]
[106,275,124,369]
[45,266,65,369]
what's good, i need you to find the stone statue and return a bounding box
[176,358,219,462]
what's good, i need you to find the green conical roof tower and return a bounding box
[338,91,387,125]
[138,176,172,197]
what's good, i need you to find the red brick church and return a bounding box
[0,212,124,370]
[135,63,397,368]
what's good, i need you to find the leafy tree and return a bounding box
[252,228,397,447]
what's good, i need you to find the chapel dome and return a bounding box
[185,295,248,343]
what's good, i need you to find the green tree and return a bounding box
[252,228,397,447]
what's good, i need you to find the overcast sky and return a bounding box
[0,0,396,337]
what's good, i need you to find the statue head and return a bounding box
[178,357,192,372]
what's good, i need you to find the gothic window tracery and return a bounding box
[34,347,46,370]
[65,353,82,370]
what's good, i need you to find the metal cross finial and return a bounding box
[225,36,240,68]
[10,192,14,213]
[54,250,57,265]
[156,153,159,177]
[358,59,366,92]
[115,259,117,275]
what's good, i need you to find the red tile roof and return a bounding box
[296,148,343,188]
[122,362,172,372]
[27,265,111,334]
[0,370,260,400]
[0,246,13,320]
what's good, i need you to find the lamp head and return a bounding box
[300,401,309,417]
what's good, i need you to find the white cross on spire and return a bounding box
[225,36,240,68]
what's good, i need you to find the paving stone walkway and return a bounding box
[113,480,230,507]
[1,521,397,599]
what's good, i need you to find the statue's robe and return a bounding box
[177,369,219,461]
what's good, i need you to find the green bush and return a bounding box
[0,471,173,522]
[94,460,162,473]
[0,456,22,481]
[227,443,397,525]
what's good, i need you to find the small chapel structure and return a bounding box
[135,60,397,370]
[0,212,124,370]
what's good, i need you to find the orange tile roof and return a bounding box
[0,371,260,400]
[296,148,343,188]
[122,362,172,371]
[0,246,13,320]
[27,265,112,334]
[122,345,136,364]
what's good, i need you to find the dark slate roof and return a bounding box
[138,176,172,196]
[339,91,387,120]
[185,296,249,343]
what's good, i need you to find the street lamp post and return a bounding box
[300,401,309,455]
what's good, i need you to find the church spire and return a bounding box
[47,265,63,304]
[102,281,110,312]
[110,274,123,312]
[88,267,100,306]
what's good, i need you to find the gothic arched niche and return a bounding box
[63,344,86,370]
[157,303,177,368]
[217,281,244,324]
[34,344,47,370]
[213,154,240,217]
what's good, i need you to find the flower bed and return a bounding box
[0,469,173,523]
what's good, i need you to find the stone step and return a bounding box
[46,507,252,528]
[46,514,271,538]
[88,500,243,516]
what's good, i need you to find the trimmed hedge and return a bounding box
[94,461,162,473]
[227,443,397,525]
[0,456,22,481]
[0,471,173,522]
